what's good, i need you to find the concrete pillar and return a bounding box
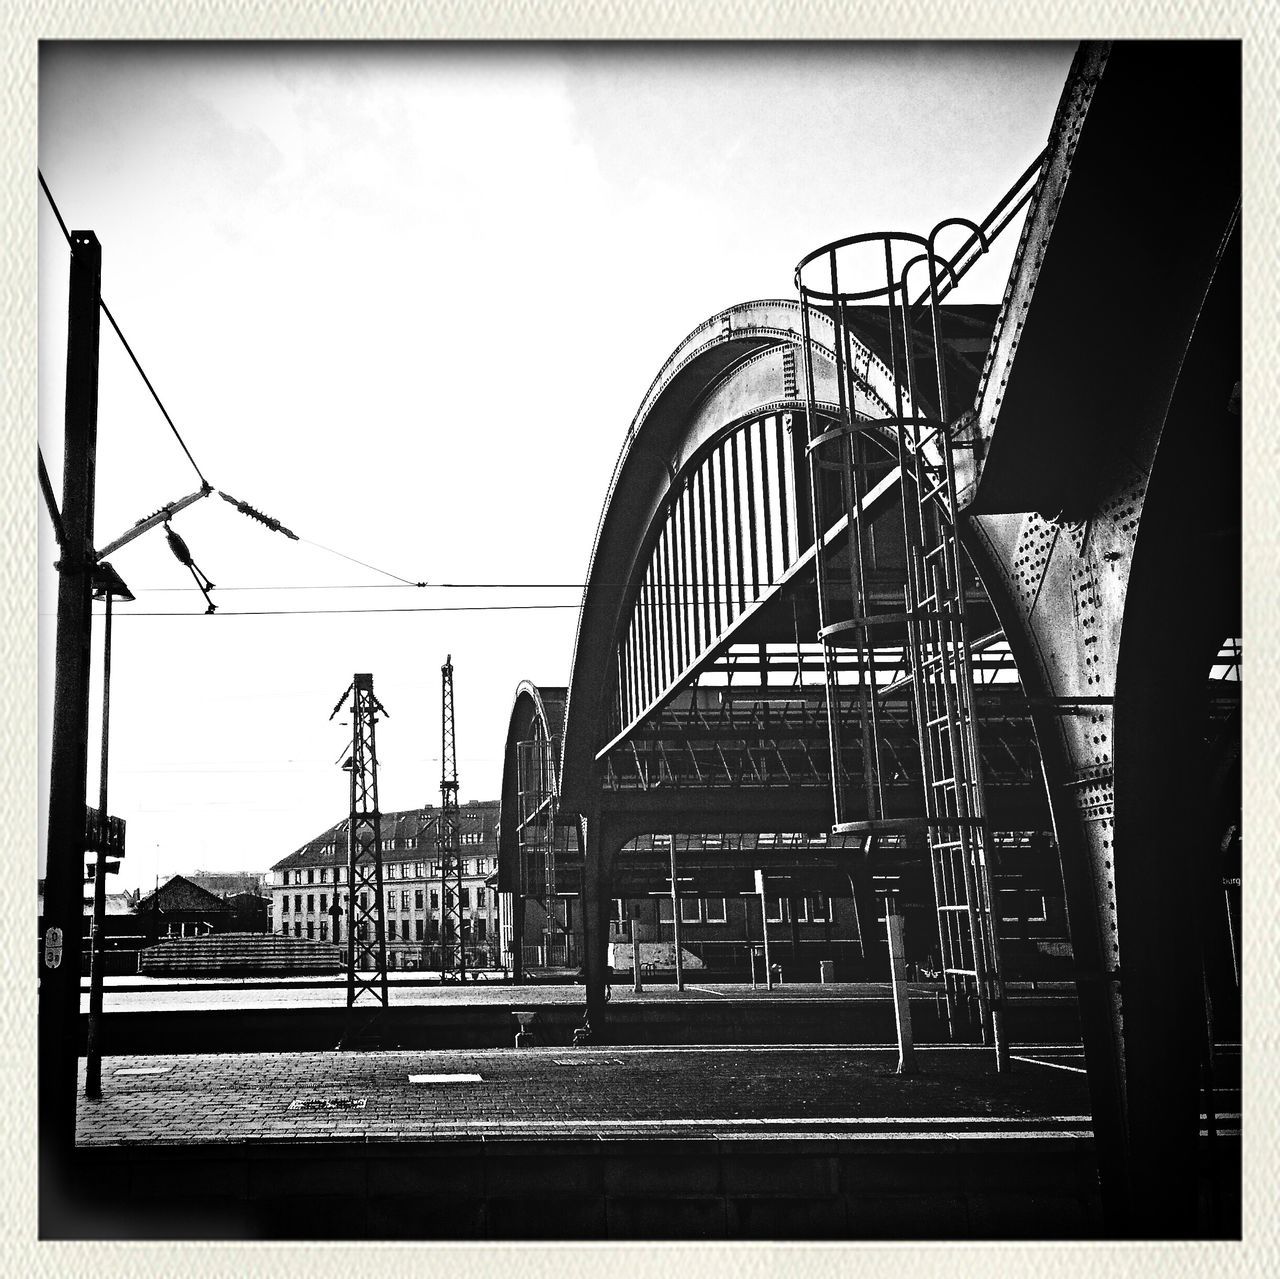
[886,910,916,1075]
[579,811,617,1039]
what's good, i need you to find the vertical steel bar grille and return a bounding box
[796,221,1009,1067]
[609,415,810,748]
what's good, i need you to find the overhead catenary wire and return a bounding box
[40,170,211,490]
[40,171,434,597]
[107,602,585,618]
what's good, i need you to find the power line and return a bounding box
[295,536,421,587]
[39,169,209,489]
[109,602,583,618]
[117,581,769,594]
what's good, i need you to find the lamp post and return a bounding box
[85,561,133,1100]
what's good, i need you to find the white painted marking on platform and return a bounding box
[408,1074,483,1084]
[684,986,729,998]
[1011,1055,1088,1075]
[114,1067,172,1076]
[383,1114,1093,1129]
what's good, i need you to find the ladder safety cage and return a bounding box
[794,217,1013,1070]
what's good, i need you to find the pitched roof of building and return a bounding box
[135,874,230,914]
[270,801,500,873]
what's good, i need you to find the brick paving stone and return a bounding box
[70,1046,1102,1148]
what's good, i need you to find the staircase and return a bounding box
[137,932,343,977]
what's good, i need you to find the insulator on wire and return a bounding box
[165,523,195,569]
[164,521,217,612]
[218,490,299,540]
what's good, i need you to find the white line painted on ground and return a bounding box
[684,986,730,998]
[113,1067,172,1076]
[360,1114,1094,1129]
[408,1074,483,1084]
[1011,1055,1089,1075]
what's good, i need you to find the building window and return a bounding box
[476,919,487,941]
[305,894,314,913]
[388,919,398,940]
[293,923,301,937]
[703,897,727,923]
[679,897,702,924]
[320,894,328,912]
[358,891,368,910]
[294,894,302,913]
[386,862,397,879]
[401,891,411,911]
[430,890,439,910]
[319,921,328,940]
[658,898,673,923]
[405,837,417,850]
[612,898,625,923]
[306,922,315,939]
[415,919,424,941]
[460,887,470,909]
[307,869,315,884]
[387,890,395,909]
[415,889,424,910]
[413,862,424,878]
[804,896,831,923]
[765,897,788,924]
[282,897,291,914]
[335,867,343,884]
[320,867,328,883]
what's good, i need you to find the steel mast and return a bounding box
[330,672,390,1044]
[438,656,466,982]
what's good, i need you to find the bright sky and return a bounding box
[38,41,1075,893]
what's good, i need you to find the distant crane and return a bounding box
[330,673,390,1044]
[437,656,466,982]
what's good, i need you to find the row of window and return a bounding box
[278,859,493,887]
[279,887,495,915]
[280,918,489,942]
[612,896,834,924]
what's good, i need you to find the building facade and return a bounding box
[269,801,501,970]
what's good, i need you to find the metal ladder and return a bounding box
[796,225,1008,1066]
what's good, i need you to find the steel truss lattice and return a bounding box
[330,672,390,1034]
[437,656,467,982]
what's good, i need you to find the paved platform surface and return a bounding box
[77,1043,1102,1147]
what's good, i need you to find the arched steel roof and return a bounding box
[497,682,566,875]
[558,298,876,812]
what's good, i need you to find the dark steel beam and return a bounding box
[40,230,102,1232]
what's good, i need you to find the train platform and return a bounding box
[60,1040,1241,1240]
[75,1042,1095,1147]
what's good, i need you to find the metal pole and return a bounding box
[84,588,112,1100]
[40,230,102,1226]
[631,915,643,993]
[886,908,916,1075]
[669,837,684,991]
[757,871,774,990]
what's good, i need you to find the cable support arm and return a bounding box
[95,484,212,560]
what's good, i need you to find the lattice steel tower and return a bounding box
[437,655,466,982]
[330,673,390,1039]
